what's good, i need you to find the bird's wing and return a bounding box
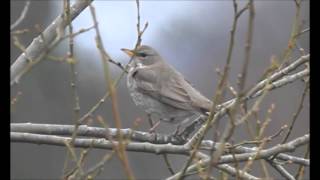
[133,64,194,110]
[161,69,213,113]
[159,72,194,110]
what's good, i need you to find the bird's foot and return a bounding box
[168,125,188,144]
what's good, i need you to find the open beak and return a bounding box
[121,48,136,57]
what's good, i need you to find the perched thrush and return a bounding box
[122,45,212,130]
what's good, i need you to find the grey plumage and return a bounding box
[122,45,213,124]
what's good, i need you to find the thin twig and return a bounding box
[11,91,23,109]
[296,144,309,180]
[166,134,309,180]
[89,4,134,179]
[83,151,115,179]
[147,114,175,175]
[238,54,309,106]
[80,116,117,179]
[294,27,310,38]
[241,103,274,175]
[268,160,295,180]
[11,28,30,35]
[62,0,83,177]
[231,125,286,149]
[177,1,250,179]
[238,0,255,94]
[178,54,309,141]
[11,1,31,30]
[163,154,176,175]
[279,0,302,68]
[281,82,309,143]
[64,140,84,176]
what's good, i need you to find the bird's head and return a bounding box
[121,45,163,66]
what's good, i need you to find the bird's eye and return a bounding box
[137,52,147,57]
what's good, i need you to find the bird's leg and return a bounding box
[147,113,154,127]
[148,120,161,133]
[147,114,161,133]
[173,124,181,137]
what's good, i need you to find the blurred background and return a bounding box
[11,0,309,179]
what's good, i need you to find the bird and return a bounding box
[121,45,213,134]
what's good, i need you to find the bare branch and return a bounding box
[229,144,309,166]
[179,55,309,140]
[219,54,309,109]
[167,134,309,179]
[250,68,309,100]
[11,123,309,167]
[11,123,187,145]
[282,82,309,143]
[11,132,191,154]
[11,1,31,30]
[267,160,295,180]
[238,0,255,94]
[296,145,309,180]
[63,0,83,176]
[11,0,93,85]
[221,134,309,164]
[177,1,251,178]
[294,27,310,38]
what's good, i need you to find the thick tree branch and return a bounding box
[11,123,183,145]
[11,123,309,167]
[10,0,93,85]
[11,132,308,162]
[11,132,191,155]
